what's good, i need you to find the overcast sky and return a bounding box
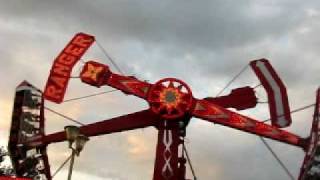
[0,0,320,180]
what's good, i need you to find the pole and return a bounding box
[68,149,76,180]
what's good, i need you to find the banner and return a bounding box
[250,59,292,128]
[44,33,95,103]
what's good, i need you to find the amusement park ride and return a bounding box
[4,33,320,180]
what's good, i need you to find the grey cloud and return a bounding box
[0,0,314,49]
[1,0,320,179]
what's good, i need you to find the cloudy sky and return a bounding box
[0,0,320,179]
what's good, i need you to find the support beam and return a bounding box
[153,120,185,180]
[28,110,159,146]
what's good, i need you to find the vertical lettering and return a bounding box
[44,33,95,103]
[53,63,70,77]
[51,76,67,88]
[65,44,84,57]
[44,86,62,100]
[57,53,77,66]
[73,34,94,47]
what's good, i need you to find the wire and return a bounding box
[69,76,80,79]
[183,142,197,180]
[62,89,119,103]
[253,84,262,89]
[95,40,125,75]
[44,107,85,126]
[263,103,315,123]
[258,101,269,104]
[51,154,73,178]
[212,62,297,180]
[259,103,315,180]
[215,64,249,97]
[259,137,295,180]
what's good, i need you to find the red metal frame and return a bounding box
[0,177,31,180]
[204,86,257,110]
[147,78,193,119]
[27,59,307,180]
[35,110,160,145]
[192,99,303,147]
[78,61,305,146]
[153,120,187,180]
[9,33,314,180]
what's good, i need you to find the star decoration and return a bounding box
[81,64,104,82]
[159,88,182,110]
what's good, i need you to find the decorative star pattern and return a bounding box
[81,64,104,82]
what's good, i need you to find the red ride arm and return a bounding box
[106,73,152,99]
[80,61,152,100]
[28,110,159,146]
[192,99,305,148]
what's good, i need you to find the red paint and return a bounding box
[39,59,306,179]
[153,121,183,180]
[18,39,309,180]
[192,99,302,147]
[205,86,257,110]
[44,33,95,103]
[107,73,152,99]
[148,78,193,119]
[38,110,159,145]
[80,61,152,99]
[0,177,31,180]
[80,61,111,87]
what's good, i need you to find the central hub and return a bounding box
[147,78,193,119]
[164,90,177,103]
[159,88,181,110]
